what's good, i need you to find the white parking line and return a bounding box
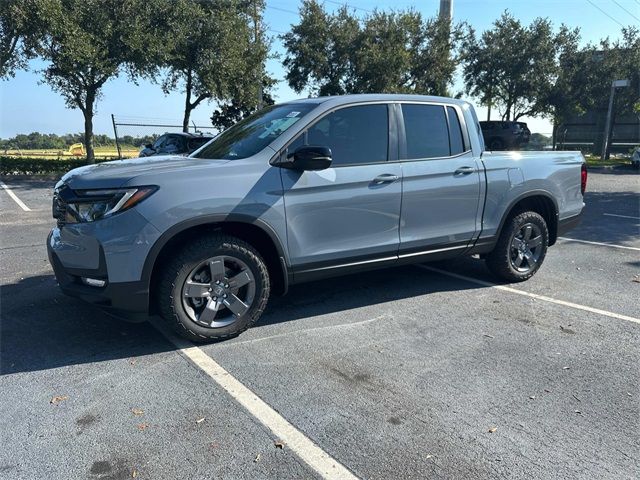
[603,213,640,220]
[0,181,31,211]
[153,323,359,480]
[557,237,640,252]
[416,265,640,326]
[217,314,391,348]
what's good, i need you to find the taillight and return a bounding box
[581,163,588,195]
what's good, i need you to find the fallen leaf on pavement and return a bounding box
[254,453,261,463]
[131,470,138,478]
[426,454,433,459]
[131,408,144,416]
[488,427,497,433]
[137,423,149,431]
[274,440,285,449]
[50,395,69,405]
[563,366,571,370]
[196,417,205,424]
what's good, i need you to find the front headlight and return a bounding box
[61,186,157,223]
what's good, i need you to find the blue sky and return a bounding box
[1,0,638,139]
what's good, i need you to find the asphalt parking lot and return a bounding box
[1,169,638,480]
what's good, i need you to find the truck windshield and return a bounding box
[192,103,317,160]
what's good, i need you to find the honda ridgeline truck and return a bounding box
[48,94,587,341]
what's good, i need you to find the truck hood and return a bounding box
[61,155,230,190]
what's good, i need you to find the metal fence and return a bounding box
[111,115,218,158]
[555,120,640,154]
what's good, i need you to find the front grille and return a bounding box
[52,185,69,227]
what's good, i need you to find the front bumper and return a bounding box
[47,231,149,318]
[46,206,161,318]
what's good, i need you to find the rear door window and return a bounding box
[401,104,450,159]
[447,106,465,155]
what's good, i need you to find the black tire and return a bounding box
[488,138,504,151]
[485,211,549,282]
[158,234,270,342]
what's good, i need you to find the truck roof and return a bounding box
[288,93,470,108]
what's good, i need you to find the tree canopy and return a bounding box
[282,0,469,97]
[0,0,54,78]
[38,0,164,162]
[461,12,579,121]
[552,26,640,124]
[160,0,270,132]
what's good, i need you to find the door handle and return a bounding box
[372,174,399,183]
[454,166,475,175]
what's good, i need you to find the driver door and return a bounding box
[280,103,402,280]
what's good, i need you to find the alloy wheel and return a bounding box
[181,255,256,328]
[509,223,544,273]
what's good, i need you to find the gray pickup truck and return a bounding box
[48,94,587,341]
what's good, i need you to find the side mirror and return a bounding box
[286,146,332,171]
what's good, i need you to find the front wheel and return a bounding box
[158,234,270,342]
[485,211,549,282]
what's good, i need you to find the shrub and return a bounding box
[0,156,110,175]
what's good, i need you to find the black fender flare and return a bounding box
[494,189,559,245]
[140,214,290,299]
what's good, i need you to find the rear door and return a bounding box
[397,103,482,258]
[280,103,402,279]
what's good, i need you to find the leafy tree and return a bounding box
[0,0,53,78]
[210,76,275,130]
[283,1,359,96]
[37,0,164,162]
[552,26,640,123]
[161,0,269,132]
[462,12,579,121]
[282,1,467,97]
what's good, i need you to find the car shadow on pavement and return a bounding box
[1,264,482,375]
[0,275,172,376]
[573,191,640,246]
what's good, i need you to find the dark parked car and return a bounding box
[139,132,214,157]
[480,121,531,150]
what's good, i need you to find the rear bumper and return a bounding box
[47,231,149,320]
[557,211,582,236]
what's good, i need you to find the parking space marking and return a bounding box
[0,181,31,211]
[603,213,640,220]
[557,237,640,252]
[416,265,640,325]
[154,323,359,480]
[217,314,391,348]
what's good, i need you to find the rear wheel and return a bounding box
[158,234,270,342]
[486,211,549,282]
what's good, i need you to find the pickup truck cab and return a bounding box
[48,94,586,341]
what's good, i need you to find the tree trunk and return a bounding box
[182,68,193,133]
[83,90,96,163]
